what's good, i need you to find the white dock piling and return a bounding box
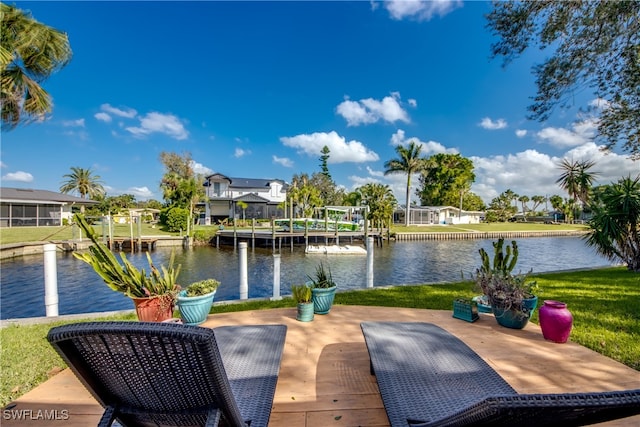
[271,254,282,301]
[43,244,59,317]
[366,237,374,288]
[239,242,248,299]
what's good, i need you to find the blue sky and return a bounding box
[2,1,638,206]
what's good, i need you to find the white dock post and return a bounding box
[271,254,282,301]
[43,244,59,317]
[239,242,248,300]
[366,237,374,288]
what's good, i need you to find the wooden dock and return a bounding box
[106,238,158,252]
[215,229,384,251]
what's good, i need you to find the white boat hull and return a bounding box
[305,245,367,255]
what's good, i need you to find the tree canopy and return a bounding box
[585,175,640,271]
[487,1,640,158]
[1,3,72,129]
[417,153,476,209]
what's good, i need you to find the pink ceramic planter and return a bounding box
[539,300,573,343]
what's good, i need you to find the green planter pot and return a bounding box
[311,286,337,314]
[176,290,216,325]
[491,296,538,329]
[296,302,314,322]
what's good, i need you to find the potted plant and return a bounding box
[176,279,220,325]
[307,261,337,314]
[73,213,180,322]
[474,238,539,329]
[291,283,314,321]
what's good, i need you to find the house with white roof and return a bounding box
[394,205,485,225]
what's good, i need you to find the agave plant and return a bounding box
[73,213,181,299]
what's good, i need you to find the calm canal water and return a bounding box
[0,237,613,319]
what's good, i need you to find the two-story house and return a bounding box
[202,173,288,224]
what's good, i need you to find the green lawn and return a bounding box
[1,266,637,407]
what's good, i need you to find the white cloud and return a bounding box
[94,112,112,123]
[515,129,527,138]
[2,171,33,182]
[470,143,639,204]
[62,119,85,127]
[408,98,417,107]
[234,148,251,158]
[336,93,410,126]
[273,155,294,168]
[0,161,6,168]
[281,131,379,163]
[479,117,507,130]
[190,160,214,176]
[125,112,189,140]
[536,119,597,148]
[384,0,462,21]
[100,103,137,118]
[366,166,384,177]
[390,129,457,155]
[126,186,154,199]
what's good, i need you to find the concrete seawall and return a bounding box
[394,230,588,241]
[0,236,186,260]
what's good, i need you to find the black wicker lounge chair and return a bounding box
[360,321,640,427]
[47,321,287,427]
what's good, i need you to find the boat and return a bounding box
[305,245,367,255]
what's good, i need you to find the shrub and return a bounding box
[164,207,189,232]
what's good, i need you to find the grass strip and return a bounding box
[1,266,637,408]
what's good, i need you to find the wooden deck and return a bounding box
[4,306,640,426]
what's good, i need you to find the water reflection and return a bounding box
[0,237,611,319]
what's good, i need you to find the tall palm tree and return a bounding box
[556,159,599,220]
[1,3,72,130]
[60,167,105,199]
[384,141,427,226]
[585,175,640,271]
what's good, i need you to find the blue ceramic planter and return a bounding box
[311,286,336,314]
[296,302,314,321]
[491,296,538,329]
[176,290,216,325]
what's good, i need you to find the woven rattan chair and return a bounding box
[361,321,640,427]
[47,321,287,427]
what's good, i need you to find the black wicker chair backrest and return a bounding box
[47,321,246,426]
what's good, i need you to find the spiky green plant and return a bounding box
[73,213,180,299]
[291,283,313,303]
[307,262,336,289]
[478,238,519,275]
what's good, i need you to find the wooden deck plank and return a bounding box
[3,306,640,426]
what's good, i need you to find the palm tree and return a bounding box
[384,141,427,226]
[60,167,105,199]
[518,195,530,218]
[584,175,640,271]
[556,159,599,220]
[1,3,72,130]
[359,183,397,230]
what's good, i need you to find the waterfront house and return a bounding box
[0,187,98,227]
[394,205,485,225]
[202,174,288,224]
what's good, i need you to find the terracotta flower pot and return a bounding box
[132,295,175,322]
